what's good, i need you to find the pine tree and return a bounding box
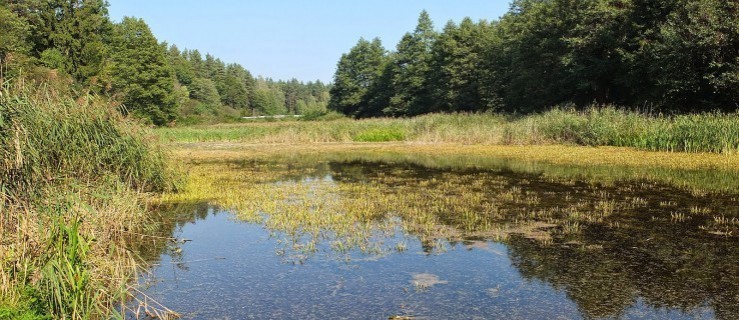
[188,49,204,78]
[167,44,195,85]
[328,38,388,116]
[220,64,251,110]
[385,10,437,116]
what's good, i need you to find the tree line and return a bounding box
[329,1,739,118]
[0,0,330,125]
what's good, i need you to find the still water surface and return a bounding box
[131,155,738,319]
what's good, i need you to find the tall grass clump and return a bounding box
[0,79,177,319]
[645,113,739,153]
[524,107,652,146]
[523,106,739,153]
[0,83,175,195]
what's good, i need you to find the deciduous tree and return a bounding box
[106,17,177,125]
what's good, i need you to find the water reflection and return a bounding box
[133,154,739,319]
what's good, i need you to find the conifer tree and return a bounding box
[385,10,437,116]
[328,38,388,116]
[220,64,252,110]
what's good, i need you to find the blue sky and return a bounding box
[108,1,510,83]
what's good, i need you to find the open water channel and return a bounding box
[128,151,739,319]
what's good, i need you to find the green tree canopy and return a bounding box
[385,10,437,116]
[652,0,739,111]
[328,38,388,117]
[188,77,222,108]
[13,0,112,85]
[0,5,31,77]
[429,18,497,113]
[219,64,252,110]
[251,78,287,115]
[106,16,177,125]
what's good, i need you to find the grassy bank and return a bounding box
[156,107,739,154]
[0,82,176,319]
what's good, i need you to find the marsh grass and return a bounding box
[42,215,95,319]
[0,82,176,195]
[174,143,739,194]
[156,107,739,154]
[162,145,739,262]
[0,80,177,319]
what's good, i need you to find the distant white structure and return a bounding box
[241,115,303,120]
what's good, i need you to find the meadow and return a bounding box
[156,107,739,154]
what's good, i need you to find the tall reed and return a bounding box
[0,79,177,319]
[0,81,176,195]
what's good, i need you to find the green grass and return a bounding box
[156,107,739,154]
[352,126,406,142]
[524,108,739,153]
[0,85,176,195]
[42,215,94,319]
[0,81,177,319]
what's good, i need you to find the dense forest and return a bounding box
[0,0,330,125]
[330,0,739,118]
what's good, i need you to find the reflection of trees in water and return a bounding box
[326,160,739,319]
[128,201,213,264]
[263,150,739,193]
[144,157,739,319]
[506,227,739,319]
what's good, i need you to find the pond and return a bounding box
[128,150,739,319]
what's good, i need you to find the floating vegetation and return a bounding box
[170,142,739,194]
[410,273,448,291]
[158,143,739,263]
[138,143,739,320]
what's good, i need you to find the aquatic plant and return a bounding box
[160,144,739,262]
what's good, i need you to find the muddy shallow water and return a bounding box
[130,154,739,319]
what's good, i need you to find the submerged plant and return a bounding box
[160,144,739,263]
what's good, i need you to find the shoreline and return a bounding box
[169,141,739,174]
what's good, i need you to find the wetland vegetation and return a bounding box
[2,0,739,318]
[134,144,738,319]
[0,82,177,318]
[158,108,739,153]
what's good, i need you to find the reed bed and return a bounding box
[156,107,739,154]
[0,81,177,319]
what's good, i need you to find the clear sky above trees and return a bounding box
[106,0,509,83]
